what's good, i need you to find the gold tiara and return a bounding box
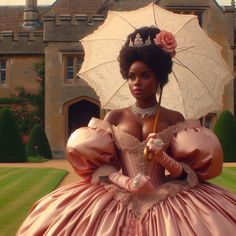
[129,33,152,47]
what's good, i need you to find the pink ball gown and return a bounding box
[17,118,236,235]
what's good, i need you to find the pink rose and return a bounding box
[154,30,177,57]
[36,77,43,81]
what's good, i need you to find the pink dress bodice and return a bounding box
[109,124,166,188]
[87,118,222,185]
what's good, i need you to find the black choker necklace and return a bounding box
[130,104,157,119]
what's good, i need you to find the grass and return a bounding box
[0,167,68,236]
[27,155,49,163]
[208,166,236,194]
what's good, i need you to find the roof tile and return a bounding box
[0,0,104,32]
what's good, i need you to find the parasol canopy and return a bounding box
[78,3,234,119]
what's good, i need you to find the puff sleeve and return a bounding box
[170,127,223,181]
[66,126,118,181]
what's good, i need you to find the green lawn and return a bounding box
[0,167,68,236]
[208,166,236,194]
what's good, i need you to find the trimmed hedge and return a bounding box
[0,107,27,162]
[26,124,52,159]
[214,110,236,162]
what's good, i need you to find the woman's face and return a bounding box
[128,60,159,101]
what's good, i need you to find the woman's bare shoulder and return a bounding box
[161,107,185,125]
[104,108,129,126]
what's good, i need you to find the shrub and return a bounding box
[214,110,236,162]
[26,124,52,159]
[0,107,27,162]
[27,155,48,163]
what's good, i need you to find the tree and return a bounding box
[214,110,236,162]
[33,59,45,127]
[0,107,27,162]
[26,124,52,159]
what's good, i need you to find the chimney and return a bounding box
[23,0,40,28]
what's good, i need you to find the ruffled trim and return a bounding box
[88,117,113,134]
[181,162,199,188]
[94,163,199,220]
[103,179,193,220]
[91,164,118,184]
[88,117,201,151]
[156,119,201,148]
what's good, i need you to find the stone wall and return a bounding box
[113,0,154,10]
[43,14,104,42]
[43,15,103,157]
[0,31,44,54]
[0,55,42,97]
[0,30,44,97]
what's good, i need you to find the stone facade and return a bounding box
[44,15,103,157]
[0,31,44,96]
[0,0,235,158]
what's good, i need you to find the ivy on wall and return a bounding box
[0,59,45,138]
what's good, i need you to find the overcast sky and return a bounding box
[0,0,233,6]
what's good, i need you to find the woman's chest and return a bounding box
[117,117,170,141]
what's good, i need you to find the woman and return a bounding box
[17,27,236,235]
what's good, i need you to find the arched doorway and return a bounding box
[68,99,100,137]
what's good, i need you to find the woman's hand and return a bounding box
[129,173,154,193]
[146,134,183,178]
[108,172,154,193]
[146,133,164,160]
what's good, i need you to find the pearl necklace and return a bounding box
[130,103,157,119]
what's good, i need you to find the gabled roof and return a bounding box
[0,6,49,32]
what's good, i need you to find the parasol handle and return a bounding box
[144,86,163,161]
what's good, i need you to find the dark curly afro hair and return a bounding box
[119,27,173,87]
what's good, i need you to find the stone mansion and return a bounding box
[0,0,235,158]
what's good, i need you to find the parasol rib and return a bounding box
[81,38,125,42]
[173,16,198,38]
[173,57,220,107]
[152,2,197,34]
[110,12,136,30]
[176,46,195,53]
[171,70,187,118]
[103,80,128,108]
[176,47,232,70]
[80,59,118,73]
[152,3,158,28]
